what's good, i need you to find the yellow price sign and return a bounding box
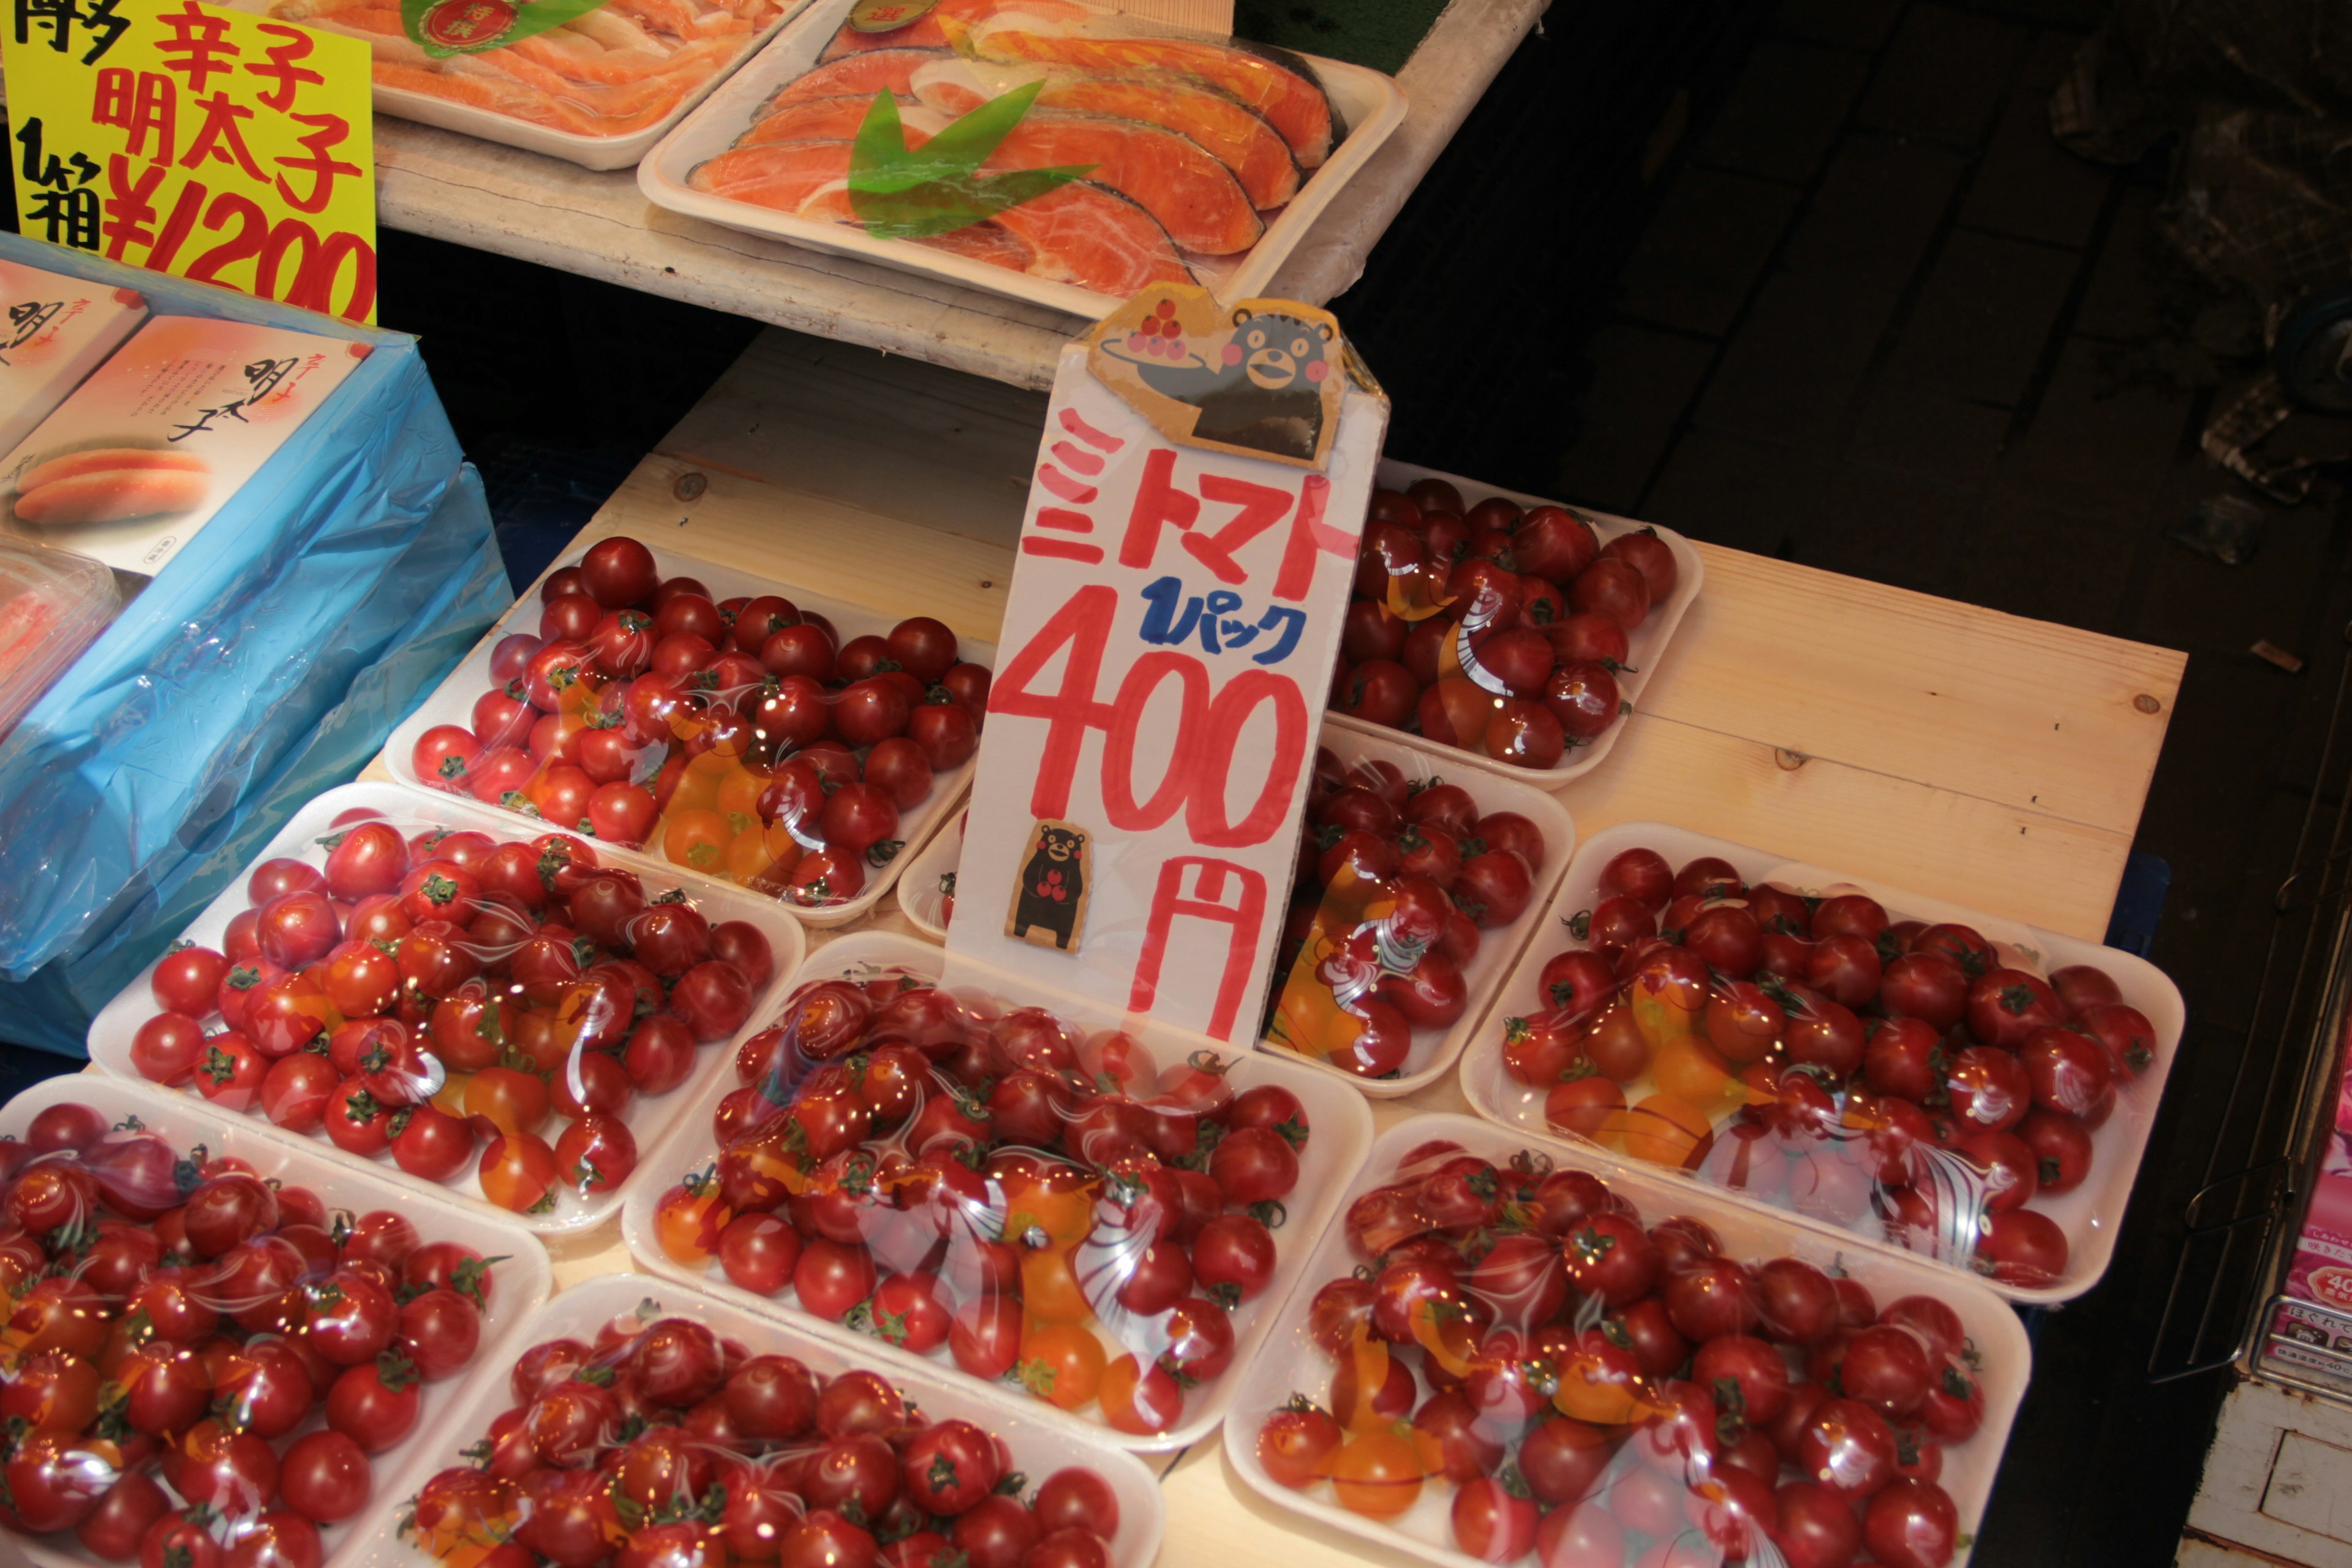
[1,0,375,321]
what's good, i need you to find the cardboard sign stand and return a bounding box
[942,286,1388,1049]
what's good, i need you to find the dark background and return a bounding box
[11,1,2350,1561]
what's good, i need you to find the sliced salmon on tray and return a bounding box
[964,19,1340,167]
[741,94,947,145]
[986,183,1193,293]
[690,137,854,207]
[913,219,1037,271]
[911,59,1301,209]
[767,46,949,108]
[987,110,1261,254]
[688,137,1193,295]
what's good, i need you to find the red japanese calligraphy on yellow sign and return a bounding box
[1,0,375,322]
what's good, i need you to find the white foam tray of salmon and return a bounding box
[232,0,811,170]
[638,0,1408,314]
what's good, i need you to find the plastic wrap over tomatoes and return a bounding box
[647,967,1319,1443]
[399,1286,1140,1568]
[123,801,779,1221]
[0,1103,509,1568]
[1248,1133,1998,1568]
[1487,843,2165,1291]
[409,535,989,911]
[1266,747,1555,1085]
[1333,478,1676,771]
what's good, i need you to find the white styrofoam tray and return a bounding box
[1330,458,1707,792]
[86,780,807,1235]
[1225,1115,2031,1568]
[0,1076,552,1568]
[224,0,813,171]
[340,1271,1165,1568]
[1458,820,2188,1305]
[381,540,990,929]
[638,0,1408,317]
[1257,723,1573,1100]
[620,928,1375,1451]
[896,802,963,942]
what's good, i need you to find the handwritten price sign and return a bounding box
[947,288,1387,1042]
[1,0,376,321]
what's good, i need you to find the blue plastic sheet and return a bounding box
[0,235,511,1053]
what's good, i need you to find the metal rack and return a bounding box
[2149,623,2352,1382]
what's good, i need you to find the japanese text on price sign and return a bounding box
[1,0,375,320]
[946,287,1388,1043]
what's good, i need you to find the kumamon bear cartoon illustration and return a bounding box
[1109,306,1336,462]
[1007,820,1090,952]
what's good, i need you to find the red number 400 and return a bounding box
[991,584,1307,847]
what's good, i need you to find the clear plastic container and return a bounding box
[1260,727,1574,1099]
[619,928,1376,1452]
[0,539,117,741]
[1328,459,1706,790]
[0,1075,553,1568]
[86,780,806,1235]
[337,1270,1165,1568]
[897,805,963,941]
[1226,1114,2030,1568]
[1457,820,2187,1305]
[380,537,989,929]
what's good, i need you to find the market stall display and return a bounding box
[1261,735,1572,1096]
[233,0,804,171]
[639,0,1406,315]
[1337,461,1703,786]
[1227,1115,2027,1568]
[1459,822,2185,1303]
[620,930,1373,1452]
[88,781,805,1234]
[0,1076,552,1568]
[384,1270,1164,1568]
[386,536,989,926]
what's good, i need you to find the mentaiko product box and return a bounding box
[0,315,365,575]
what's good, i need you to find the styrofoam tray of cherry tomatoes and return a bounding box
[380,537,993,929]
[1325,459,1705,790]
[1226,1114,2029,1568]
[0,1075,552,1568]
[356,1270,1161,1568]
[1258,731,1574,1099]
[896,808,963,943]
[86,781,807,1236]
[617,929,1376,1453]
[1458,821,2186,1305]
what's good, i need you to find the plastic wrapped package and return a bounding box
[622,930,1374,1452]
[1332,461,1703,786]
[385,535,990,926]
[1226,1116,2028,1568]
[0,541,116,742]
[0,1076,552,1568]
[88,782,805,1235]
[382,1271,1163,1568]
[0,233,508,1055]
[1262,733,1574,1098]
[1459,823,2187,1305]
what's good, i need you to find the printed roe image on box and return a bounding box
[0,314,366,575]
